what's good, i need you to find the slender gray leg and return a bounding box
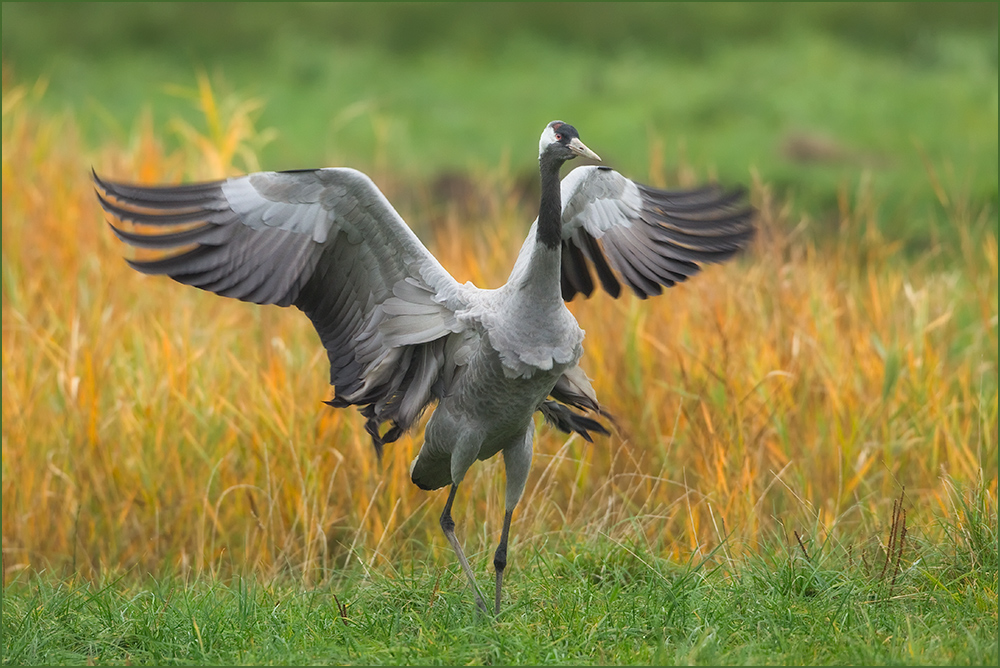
[492,427,533,614]
[493,508,514,614]
[440,484,488,614]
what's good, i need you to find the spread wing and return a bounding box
[94,168,479,456]
[553,165,756,300]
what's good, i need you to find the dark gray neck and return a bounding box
[536,152,564,249]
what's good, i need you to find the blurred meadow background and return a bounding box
[2,2,997,664]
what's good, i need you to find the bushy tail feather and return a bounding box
[539,400,613,442]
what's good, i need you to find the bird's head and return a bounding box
[538,121,601,164]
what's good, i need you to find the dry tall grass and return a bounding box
[3,77,997,585]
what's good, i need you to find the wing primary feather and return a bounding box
[637,183,735,209]
[646,224,756,255]
[597,234,657,298]
[577,232,621,298]
[95,172,225,208]
[125,244,220,276]
[560,241,594,300]
[108,221,231,250]
[644,209,755,238]
[97,193,227,226]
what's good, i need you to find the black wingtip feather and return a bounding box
[578,232,621,299]
[561,241,595,301]
[123,243,216,276]
[94,170,225,210]
[98,191,220,228]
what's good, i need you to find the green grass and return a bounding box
[4,484,996,666]
[3,3,997,247]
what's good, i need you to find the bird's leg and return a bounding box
[493,428,533,614]
[439,483,489,614]
[493,508,514,615]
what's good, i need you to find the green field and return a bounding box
[4,491,997,665]
[2,3,997,665]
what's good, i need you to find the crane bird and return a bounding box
[94,120,755,614]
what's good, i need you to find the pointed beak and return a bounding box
[568,137,601,161]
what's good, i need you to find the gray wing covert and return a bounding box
[557,165,756,301]
[94,168,476,456]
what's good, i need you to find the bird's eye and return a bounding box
[554,133,562,141]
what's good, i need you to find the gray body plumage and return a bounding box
[95,121,755,614]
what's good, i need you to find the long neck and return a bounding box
[536,152,564,249]
[506,152,566,303]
